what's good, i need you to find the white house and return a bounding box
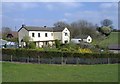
[18,25,70,48]
[82,36,92,43]
[71,35,92,44]
[71,38,82,44]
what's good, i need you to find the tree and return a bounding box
[99,19,113,36]
[53,20,100,39]
[23,35,31,48]
[2,27,12,34]
[54,21,70,28]
[29,42,36,49]
[101,26,112,36]
[55,39,61,48]
[70,20,97,38]
[2,27,12,40]
[2,27,19,42]
[101,19,113,27]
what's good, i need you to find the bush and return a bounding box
[29,42,36,49]
[61,48,69,51]
[2,48,120,59]
[55,39,61,48]
[78,48,92,53]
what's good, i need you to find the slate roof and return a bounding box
[74,35,90,39]
[108,44,120,50]
[24,26,53,31]
[18,25,66,32]
[53,27,65,32]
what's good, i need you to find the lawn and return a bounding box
[2,62,118,82]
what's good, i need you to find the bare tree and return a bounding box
[70,20,97,38]
[53,21,70,28]
[2,27,13,41]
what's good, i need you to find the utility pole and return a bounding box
[15,26,16,31]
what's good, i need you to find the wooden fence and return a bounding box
[2,54,119,64]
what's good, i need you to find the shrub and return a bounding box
[2,48,120,60]
[78,48,92,53]
[55,39,61,48]
[61,48,69,51]
[29,42,36,49]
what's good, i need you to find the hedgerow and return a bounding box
[2,48,120,59]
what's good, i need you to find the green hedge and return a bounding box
[2,48,120,58]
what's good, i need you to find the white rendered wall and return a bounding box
[29,31,54,41]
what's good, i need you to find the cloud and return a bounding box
[64,13,72,17]
[2,0,119,2]
[3,2,39,11]
[59,18,68,22]
[61,2,83,8]
[20,3,39,9]
[99,2,118,9]
[45,4,54,11]
[2,0,78,2]
[44,2,83,11]
[63,9,117,28]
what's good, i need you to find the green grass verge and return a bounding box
[2,62,118,82]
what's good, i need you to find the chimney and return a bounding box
[22,24,26,28]
[44,26,47,28]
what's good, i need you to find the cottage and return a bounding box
[18,25,70,48]
[71,35,92,44]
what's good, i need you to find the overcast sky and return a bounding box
[2,2,118,31]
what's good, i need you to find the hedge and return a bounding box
[2,48,120,58]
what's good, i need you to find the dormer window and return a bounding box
[32,33,35,37]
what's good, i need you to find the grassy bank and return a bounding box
[93,32,119,48]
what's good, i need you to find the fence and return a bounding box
[2,55,119,64]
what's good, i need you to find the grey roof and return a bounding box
[53,27,65,32]
[74,35,90,39]
[24,26,53,31]
[18,25,65,32]
[108,44,120,50]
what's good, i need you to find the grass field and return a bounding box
[2,62,118,82]
[93,32,119,48]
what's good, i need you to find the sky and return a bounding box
[2,1,118,31]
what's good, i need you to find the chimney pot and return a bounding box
[22,24,25,28]
[44,26,47,28]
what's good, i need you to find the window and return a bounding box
[65,33,68,36]
[51,33,53,36]
[32,33,35,37]
[38,33,40,37]
[78,40,81,42]
[88,39,90,41]
[45,33,48,37]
